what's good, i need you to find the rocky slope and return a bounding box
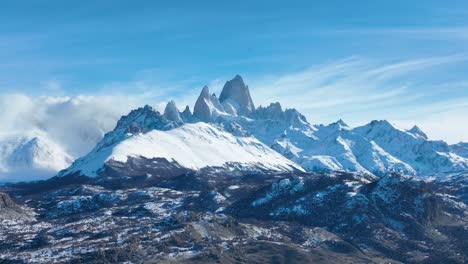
[0,170,466,263]
[0,192,34,220]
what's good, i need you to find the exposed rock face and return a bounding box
[450,142,468,158]
[408,125,428,140]
[0,192,17,209]
[193,86,215,122]
[219,75,255,115]
[254,102,309,126]
[0,192,34,220]
[180,105,193,123]
[163,100,182,123]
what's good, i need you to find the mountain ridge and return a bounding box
[1,75,467,182]
[54,74,467,180]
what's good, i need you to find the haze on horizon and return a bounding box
[1,1,467,143]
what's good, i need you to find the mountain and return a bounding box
[183,75,466,178]
[450,142,468,159]
[0,133,73,182]
[59,109,303,178]
[55,75,467,180]
[1,75,466,183]
[354,120,468,175]
[271,120,416,176]
[1,75,467,263]
[219,74,255,115]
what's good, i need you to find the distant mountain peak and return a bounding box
[369,119,393,127]
[336,119,348,126]
[219,75,255,115]
[163,100,182,123]
[408,125,428,140]
[201,85,210,96]
[180,105,193,123]
[194,86,215,122]
[328,119,349,130]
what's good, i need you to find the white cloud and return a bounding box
[0,54,466,169]
[0,94,151,157]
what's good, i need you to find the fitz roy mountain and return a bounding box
[54,74,468,180]
[1,75,467,263]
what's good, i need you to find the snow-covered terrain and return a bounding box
[2,74,468,182]
[1,170,466,263]
[450,142,468,159]
[182,75,467,177]
[61,121,303,177]
[0,75,467,263]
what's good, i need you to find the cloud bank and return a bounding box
[0,94,153,157]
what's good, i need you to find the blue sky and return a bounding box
[1,1,468,143]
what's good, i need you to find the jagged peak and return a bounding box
[336,119,348,127]
[266,102,283,112]
[200,85,210,97]
[141,104,154,112]
[408,125,428,140]
[182,105,191,115]
[409,125,422,133]
[219,75,255,115]
[328,119,349,130]
[111,104,173,136]
[368,119,394,129]
[180,105,193,123]
[233,74,243,81]
[194,85,217,122]
[163,100,182,123]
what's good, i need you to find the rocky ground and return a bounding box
[0,171,466,263]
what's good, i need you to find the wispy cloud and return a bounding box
[1,54,466,153]
[317,27,468,40]
[247,54,468,143]
[0,94,150,157]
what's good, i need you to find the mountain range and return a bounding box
[1,75,467,263]
[32,74,464,182]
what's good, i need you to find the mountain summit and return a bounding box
[54,74,468,180]
[219,75,255,115]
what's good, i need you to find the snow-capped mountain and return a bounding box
[3,74,465,182]
[183,75,466,177]
[55,74,467,180]
[1,76,467,263]
[59,106,303,178]
[272,120,417,176]
[353,120,468,175]
[450,142,468,159]
[0,133,73,182]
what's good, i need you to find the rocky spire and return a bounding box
[328,119,349,130]
[180,105,193,122]
[408,125,428,140]
[193,86,215,122]
[163,100,182,123]
[219,75,255,115]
